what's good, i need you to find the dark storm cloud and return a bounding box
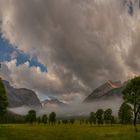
[0,0,139,102]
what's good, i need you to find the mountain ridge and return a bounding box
[84,80,123,103]
[2,80,42,108]
[41,98,67,108]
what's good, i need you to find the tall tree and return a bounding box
[104,108,112,124]
[0,78,8,117]
[49,112,56,125]
[118,103,133,124]
[70,119,75,124]
[89,112,96,126]
[123,76,140,132]
[110,115,115,125]
[37,117,41,124]
[26,110,36,124]
[96,109,104,125]
[42,114,48,125]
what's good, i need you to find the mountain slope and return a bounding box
[41,98,67,108]
[3,80,42,108]
[84,80,123,102]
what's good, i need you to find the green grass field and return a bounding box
[0,124,140,140]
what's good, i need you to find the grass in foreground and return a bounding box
[0,124,140,140]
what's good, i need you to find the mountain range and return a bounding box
[41,98,67,108]
[2,79,67,109]
[3,80,42,108]
[84,80,125,102]
[1,78,126,115]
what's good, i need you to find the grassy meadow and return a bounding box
[0,124,140,140]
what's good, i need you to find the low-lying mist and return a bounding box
[9,98,123,117]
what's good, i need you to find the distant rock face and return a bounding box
[3,80,42,108]
[84,80,124,102]
[41,98,67,108]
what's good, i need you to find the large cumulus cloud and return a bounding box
[0,0,140,102]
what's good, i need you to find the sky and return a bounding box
[0,0,140,103]
[0,35,47,72]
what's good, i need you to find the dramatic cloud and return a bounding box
[0,0,140,102]
[1,60,62,95]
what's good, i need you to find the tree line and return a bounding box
[25,110,56,125]
[25,110,76,125]
[88,108,115,126]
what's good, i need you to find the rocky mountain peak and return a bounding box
[107,80,122,88]
[41,98,67,108]
[84,80,123,103]
[2,80,42,108]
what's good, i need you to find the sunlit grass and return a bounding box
[0,124,140,140]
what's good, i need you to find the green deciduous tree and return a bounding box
[26,110,36,124]
[104,108,112,124]
[42,114,48,125]
[70,119,75,124]
[37,117,41,124]
[110,115,115,125]
[49,112,56,125]
[96,109,104,125]
[89,112,96,126]
[122,76,140,132]
[0,79,8,117]
[62,120,68,124]
[118,103,133,124]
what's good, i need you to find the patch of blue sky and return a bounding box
[0,36,47,72]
